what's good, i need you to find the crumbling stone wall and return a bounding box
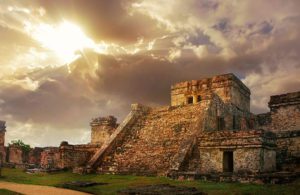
[59,142,97,169]
[8,145,26,164]
[275,131,300,172]
[203,94,253,131]
[0,121,6,163]
[28,147,43,165]
[256,91,300,172]
[257,92,300,132]
[40,147,60,168]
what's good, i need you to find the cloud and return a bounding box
[0,0,299,146]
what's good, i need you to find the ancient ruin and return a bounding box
[1,73,299,183]
[0,121,6,163]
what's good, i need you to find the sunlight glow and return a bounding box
[28,21,105,64]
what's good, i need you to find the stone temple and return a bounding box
[1,73,299,182]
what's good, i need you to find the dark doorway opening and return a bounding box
[187,97,193,104]
[223,151,234,172]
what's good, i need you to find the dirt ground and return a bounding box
[0,181,90,195]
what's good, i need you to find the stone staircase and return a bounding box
[96,103,210,175]
[86,104,150,170]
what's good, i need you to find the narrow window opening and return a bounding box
[197,95,201,102]
[217,116,225,130]
[187,97,193,104]
[223,151,234,172]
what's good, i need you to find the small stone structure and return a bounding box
[90,116,118,144]
[171,74,250,112]
[0,73,299,183]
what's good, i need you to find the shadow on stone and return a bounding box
[62,181,108,188]
[118,184,206,195]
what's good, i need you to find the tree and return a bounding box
[9,140,31,154]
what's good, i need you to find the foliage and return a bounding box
[0,168,299,195]
[9,140,31,154]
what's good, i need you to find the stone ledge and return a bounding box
[269,91,300,108]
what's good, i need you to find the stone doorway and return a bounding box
[223,151,233,172]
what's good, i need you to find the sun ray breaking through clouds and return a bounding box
[0,0,299,146]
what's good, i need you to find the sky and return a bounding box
[0,0,299,147]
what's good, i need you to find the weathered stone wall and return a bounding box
[255,92,300,173]
[199,148,222,173]
[275,131,300,172]
[203,94,253,131]
[234,148,261,173]
[197,148,271,174]
[258,92,300,132]
[40,147,60,168]
[196,130,276,174]
[59,143,97,169]
[28,147,43,165]
[38,143,99,169]
[8,146,25,164]
[0,131,5,146]
[263,148,277,172]
[171,73,250,112]
[256,112,271,130]
[0,121,6,163]
[90,116,117,144]
[268,104,300,132]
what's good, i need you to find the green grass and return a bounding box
[0,168,299,195]
[0,189,22,195]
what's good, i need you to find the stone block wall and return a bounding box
[0,121,6,163]
[263,148,277,172]
[8,146,25,164]
[28,147,43,165]
[199,148,222,173]
[196,130,276,174]
[203,94,253,131]
[59,143,98,169]
[258,91,300,132]
[40,147,60,168]
[268,104,300,132]
[275,131,300,172]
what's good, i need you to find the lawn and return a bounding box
[0,189,22,195]
[0,168,299,195]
